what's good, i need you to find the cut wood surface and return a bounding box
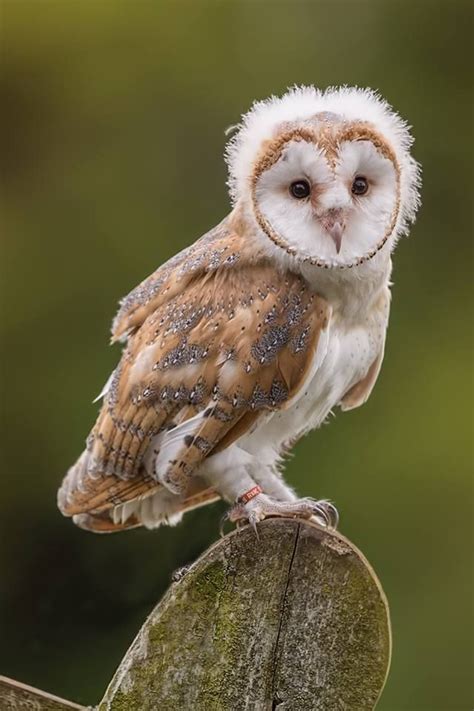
[0,675,87,710]
[98,518,391,710]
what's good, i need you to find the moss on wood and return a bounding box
[98,519,391,710]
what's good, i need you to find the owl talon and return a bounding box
[219,511,235,538]
[320,500,339,528]
[247,511,261,540]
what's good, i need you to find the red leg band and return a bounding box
[237,485,263,504]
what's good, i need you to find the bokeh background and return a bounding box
[1,1,472,709]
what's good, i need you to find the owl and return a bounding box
[57,86,421,534]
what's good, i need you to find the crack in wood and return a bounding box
[270,521,300,708]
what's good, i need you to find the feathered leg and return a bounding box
[205,446,339,533]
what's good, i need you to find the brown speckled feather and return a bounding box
[58,214,330,519]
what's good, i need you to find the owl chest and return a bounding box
[253,316,385,450]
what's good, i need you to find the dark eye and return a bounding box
[351,176,369,196]
[289,180,311,199]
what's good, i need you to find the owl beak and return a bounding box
[327,221,345,254]
[319,209,347,254]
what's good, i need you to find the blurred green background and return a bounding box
[1,1,472,709]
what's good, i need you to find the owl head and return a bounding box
[226,86,421,269]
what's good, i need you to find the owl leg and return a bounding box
[204,447,338,534]
[238,447,339,528]
[241,444,298,501]
[204,447,261,502]
[251,465,297,502]
[248,463,338,527]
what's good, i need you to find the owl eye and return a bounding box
[289,180,311,199]
[351,176,369,196]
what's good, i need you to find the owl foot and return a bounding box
[222,492,339,538]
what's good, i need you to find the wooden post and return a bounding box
[0,676,87,710]
[98,518,391,710]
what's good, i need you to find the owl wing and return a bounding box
[69,478,221,533]
[58,217,330,522]
[340,350,384,411]
[340,288,389,411]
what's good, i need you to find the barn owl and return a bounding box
[57,86,421,534]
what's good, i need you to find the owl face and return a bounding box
[226,87,421,269]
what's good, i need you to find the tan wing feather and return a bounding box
[58,215,330,522]
[111,217,243,342]
[340,350,384,411]
[72,483,220,533]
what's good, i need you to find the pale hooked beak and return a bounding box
[319,209,347,254]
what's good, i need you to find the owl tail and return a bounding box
[58,447,220,533]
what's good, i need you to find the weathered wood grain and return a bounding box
[98,518,391,710]
[0,675,86,710]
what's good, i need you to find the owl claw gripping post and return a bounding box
[58,86,421,534]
